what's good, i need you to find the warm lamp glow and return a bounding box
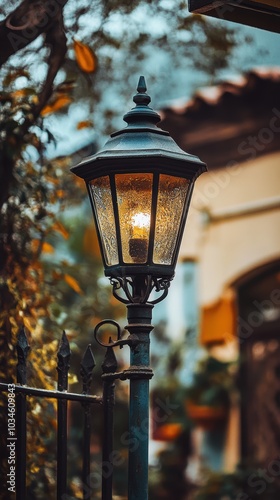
[131,212,150,239]
[129,211,150,263]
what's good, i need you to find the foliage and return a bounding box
[185,355,237,408]
[0,59,121,498]
[0,70,98,497]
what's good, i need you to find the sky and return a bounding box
[45,14,280,158]
[154,18,280,106]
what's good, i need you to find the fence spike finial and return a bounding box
[80,344,96,394]
[16,326,30,385]
[57,330,71,391]
[102,340,118,375]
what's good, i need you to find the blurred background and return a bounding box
[0,0,280,498]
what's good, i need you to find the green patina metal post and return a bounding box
[126,303,154,500]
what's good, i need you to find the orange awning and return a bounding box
[200,290,237,345]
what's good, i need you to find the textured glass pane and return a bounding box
[153,174,189,265]
[90,176,118,266]
[115,173,153,264]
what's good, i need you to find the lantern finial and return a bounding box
[137,76,147,94]
[124,75,160,126]
[133,75,150,106]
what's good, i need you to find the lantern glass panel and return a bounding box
[90,176,119,266]
[115,173,153,264]
[153,174,189,265]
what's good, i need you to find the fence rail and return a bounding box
[0,327,118,500]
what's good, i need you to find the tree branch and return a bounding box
[0,0,69,206]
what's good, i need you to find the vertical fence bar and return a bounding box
[56,331,71,500]
[101,344,118,500]
[16,327,30,500]
[80,345,96,499]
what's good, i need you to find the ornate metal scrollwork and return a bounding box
[109,274,172,305]
[151,277,171,304]
[94,319,128,349]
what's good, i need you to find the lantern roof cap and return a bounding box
[71,76,207,180]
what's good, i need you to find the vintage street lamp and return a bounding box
[71,77,207,500]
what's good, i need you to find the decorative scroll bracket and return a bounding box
[110,274,171,305]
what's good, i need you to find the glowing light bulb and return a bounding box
[129,212,150,262]
[131,212,150,239]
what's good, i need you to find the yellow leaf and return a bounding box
[9,317,18,328]
[31,239,40,252]
[83,226,101,258]
[32,239,54,253]
[32,239,54,254]
[73,39,97,73]
[68,373,78,385]
[45,175,60,185]
[56,189,65,198]
[64,274,83,294]
[23,316,33,332]
[73,176,85,189]
[76,120,94,130]
[42,242,55,253]
[52,221,69,239]
[41,95,72,116]
[30,465,40,474]
[11,89,28,99]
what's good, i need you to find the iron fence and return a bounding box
[0,327,118,500]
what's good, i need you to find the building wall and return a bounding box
[180,151,280,307]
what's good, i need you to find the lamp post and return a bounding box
[71,76,207,500]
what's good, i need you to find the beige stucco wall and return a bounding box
[180,151,280,305]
